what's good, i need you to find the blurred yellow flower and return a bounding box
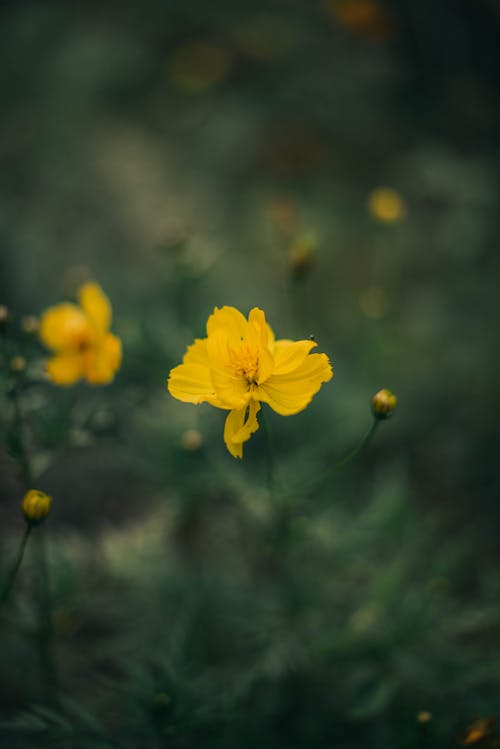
[289,232,317,281]
[368,187,406,223]
[39,282,121,386]
[169,40,233,92]
[10,356,27,373]
[22,489,52,525]
[462,718,495,746]
[324,0,395,40]
[168,306,333,458]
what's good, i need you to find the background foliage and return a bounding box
[1,1,500,746]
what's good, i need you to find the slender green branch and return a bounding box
[333,418,379,471]
[35,529,60,701]
[11,379,33,487]
[5,370,59,702]
[259,408,276,494]
[0,524,32,604]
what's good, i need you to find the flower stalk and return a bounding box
[333,418,379,471]
[0,524,32,605]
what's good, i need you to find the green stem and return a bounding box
[8,375,59,702]
[259,409,276,494]
[0,524,33,604]
[34,529,59,702]
[11,379,33,486]
[333,418,379,471]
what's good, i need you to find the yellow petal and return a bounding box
[257,352,333,415]
[206,306,248,345]
[273,339,317,375]
[45,352,86,385]
[168,338,224,406]
[207,329,250,408]
[223,400,261,458]
[85,333,122,385]
[78,282,111,336]
[39,303,92,352]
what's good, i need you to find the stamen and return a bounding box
[232,342,259,384]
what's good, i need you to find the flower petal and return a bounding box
[207,329,250,408]
[45,352,86,385]
[273,339,317,375]
[85,333,122,385]
[39,303,92,352]
[224,400,261,458]
[206,306,248,345]
[78,282,111,336]
[257,352,333,415]
[168,338,222,405]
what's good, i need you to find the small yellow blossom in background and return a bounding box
[21,315,39,334]
[39,282,121,386]
[324,0,395,40]
[289,232,317,281]
[10,356,27,373]
[0,304,9,325]
[368,187,406,223]
[417,711,432,724]
[22,489,52,525]
[181,428,203,451]
[169,40,233,93]
[462,718,496,746]
[168,306,333,458]
[372,388,397,419]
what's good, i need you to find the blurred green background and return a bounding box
[1,1,500,747]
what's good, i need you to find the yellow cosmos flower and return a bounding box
[167,306,333,458]
[39,282,121,386]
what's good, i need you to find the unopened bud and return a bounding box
[368,187,406,223]
[21,315,39,334]
[289,232,316,280]
[181,428,203,451]
[372,388,397,419]
[10,356,27,373]
[21,489,52,525]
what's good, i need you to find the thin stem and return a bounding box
[333,418,379,471]
[35,529,59,703]
[11,380,33,486]
[7,373,59,702]
[259,409,276,494]
[0,524,32,605]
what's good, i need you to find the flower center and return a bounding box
[232,342,259,384]
[73,332,92,352]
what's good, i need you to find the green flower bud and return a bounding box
[372,388,397,419]
[22,489,52,526]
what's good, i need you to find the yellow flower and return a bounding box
[22,489,52,525]
[368,187,406,223]
[39,282,121,386]
[168,306,333,458]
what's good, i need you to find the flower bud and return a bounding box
[21,315,39,334]
[289,232,316,280]
[372,388,397,419]
[0,304,9,326]
[181,428,203,451]
[21,489,52,525]
[10,356,27,373]
[368,187,406,223]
